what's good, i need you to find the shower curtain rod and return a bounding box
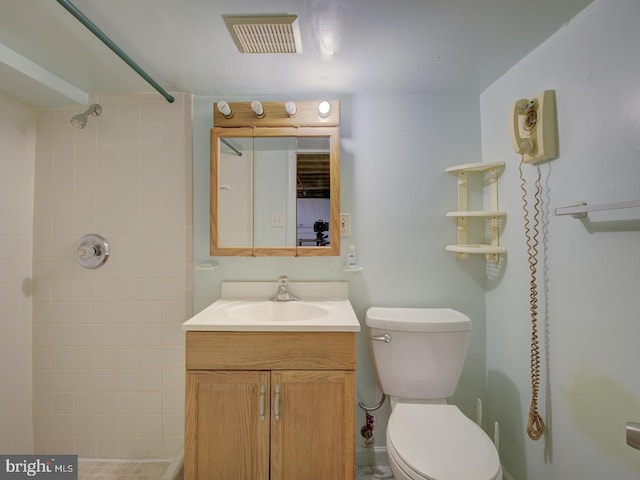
[56,0,174,103]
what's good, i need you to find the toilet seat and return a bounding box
[387,404,501,480]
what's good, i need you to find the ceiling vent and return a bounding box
[223,14,303,54]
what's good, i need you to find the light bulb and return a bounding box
[251,100,265,118]
[285,101,297,117]
[217,101,233,118]
[318,101,331,118]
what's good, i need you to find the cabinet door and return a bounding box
[271,370,355,480]
[185,371,270,480]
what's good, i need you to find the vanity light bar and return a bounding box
[213,100,339,127]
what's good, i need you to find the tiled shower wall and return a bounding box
[0,94,35,453]
[32,93,193,458]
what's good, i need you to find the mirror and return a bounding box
[211,123,340,256]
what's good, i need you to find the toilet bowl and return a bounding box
[365,307,502,480]
[386,404,501,480]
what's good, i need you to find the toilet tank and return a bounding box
[365,307,471,401]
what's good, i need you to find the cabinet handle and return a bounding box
[259,384,266,421]
[274,384,281,421]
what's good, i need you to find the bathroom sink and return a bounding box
[220,301,329,323]
[182,281,361,332]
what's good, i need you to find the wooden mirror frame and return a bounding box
[210,101,340,257]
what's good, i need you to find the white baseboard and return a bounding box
[356,446,388,466]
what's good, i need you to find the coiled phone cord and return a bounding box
[518,156,546,441]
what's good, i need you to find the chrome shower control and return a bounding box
[75,234,110,269]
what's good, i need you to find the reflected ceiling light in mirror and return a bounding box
[318,101,331,118]
[217,101,233,118]
[285,101,297,117]
[251,100,265,118]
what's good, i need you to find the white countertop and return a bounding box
[183,281,361,332]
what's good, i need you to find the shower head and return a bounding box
[71,103,102,129]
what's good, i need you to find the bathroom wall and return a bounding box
[480,0,640,478]
[31,93,192,458]
[0,94,35,453]
[193,93,489,459]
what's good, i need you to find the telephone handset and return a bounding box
[510,90,558,164]
[511,90,558,441]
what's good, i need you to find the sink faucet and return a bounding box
[272,275,298,301]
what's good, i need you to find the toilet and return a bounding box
[366,307,502,480]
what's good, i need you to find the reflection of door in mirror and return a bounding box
[296,137,331,247]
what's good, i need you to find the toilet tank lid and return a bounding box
[365,307,471,332]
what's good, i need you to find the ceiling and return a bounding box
[0,0,593,108]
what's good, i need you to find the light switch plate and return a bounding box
[271,214,284,227]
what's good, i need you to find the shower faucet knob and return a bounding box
[75,234,110,269]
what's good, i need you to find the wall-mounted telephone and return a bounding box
[511,90,558,441]
[510,89,558,164]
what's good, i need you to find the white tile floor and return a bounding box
[78,459,171,480]
[78,459,392,479]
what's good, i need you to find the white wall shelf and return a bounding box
[445,211,507,217]
[445,162,506,262]
[446,244,508,255]
[343,266,364,272]
[445,162,505,174]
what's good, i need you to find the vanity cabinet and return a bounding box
[184,331,356,480]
